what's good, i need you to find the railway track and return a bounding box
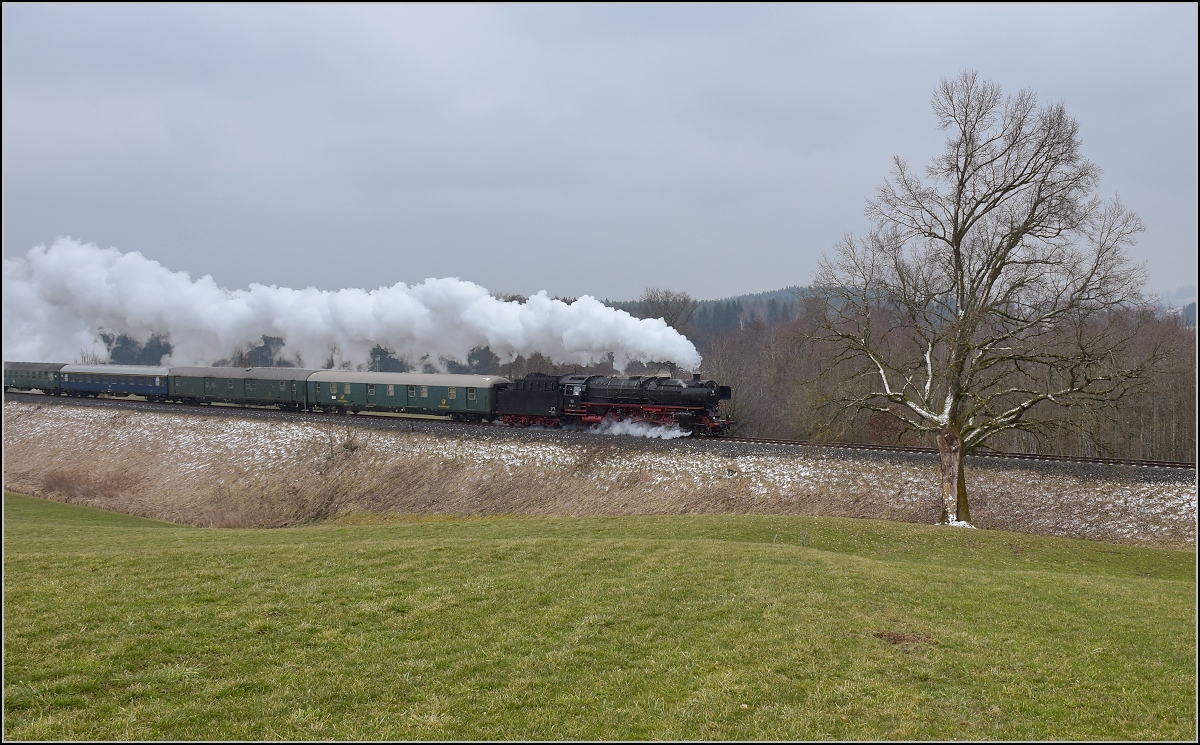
[719,436,1197,470]
[6,390,1196,471]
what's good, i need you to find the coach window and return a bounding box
[387,384,394,397]
[420,386,428,398]
[408,385,417,398]
[367,384,375,396]
[227,379,234,389]
[345,383,351,394]
[448,387,456,400]
[467,387,476,401]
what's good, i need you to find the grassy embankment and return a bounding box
[4,491,1195,740]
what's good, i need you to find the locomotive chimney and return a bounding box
[692,373,701,381]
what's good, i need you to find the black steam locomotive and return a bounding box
[498,372,732,435]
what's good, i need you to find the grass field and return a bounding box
[4,491,1195,740]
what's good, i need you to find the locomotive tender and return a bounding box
[4,361,733,435]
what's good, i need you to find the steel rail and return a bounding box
[718,436,1197,469]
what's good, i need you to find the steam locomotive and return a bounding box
[4,362,734,436]
[498,372,732,435]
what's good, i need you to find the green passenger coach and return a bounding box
[169,367,316,409]
[306,371,510,420]
[3,362,66,394]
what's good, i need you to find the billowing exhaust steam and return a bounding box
[588,418,692,439]
[2,238,702,370]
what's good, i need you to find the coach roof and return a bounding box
[62,364,170,375]
[307,371,511,387]
[168,366,318,380]
[4,361,68,372]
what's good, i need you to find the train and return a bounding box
[4,361,733,435]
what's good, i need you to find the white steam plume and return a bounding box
[2,238,702,370]
[589,418,692,439]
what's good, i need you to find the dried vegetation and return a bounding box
[3,402,1194,546]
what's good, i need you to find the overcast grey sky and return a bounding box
[3,4,1196,302]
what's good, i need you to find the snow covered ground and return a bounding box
[3,400,1195,546]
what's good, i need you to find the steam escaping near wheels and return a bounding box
[2,237,703,371]
[588,417,692,439]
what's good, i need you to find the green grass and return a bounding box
[4,491,1195,740]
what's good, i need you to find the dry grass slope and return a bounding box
[3,401,1195,546]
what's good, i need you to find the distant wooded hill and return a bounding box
[604,286,808,341]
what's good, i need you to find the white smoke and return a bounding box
[2,238,702,370]
[589,417,692,439]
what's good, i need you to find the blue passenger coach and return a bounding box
[60,364,171,401]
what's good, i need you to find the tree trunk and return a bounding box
[936,425,971,524]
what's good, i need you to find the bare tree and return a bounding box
[812,71,1172,524]
[638,287,699,331]
[76,347,105,365]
